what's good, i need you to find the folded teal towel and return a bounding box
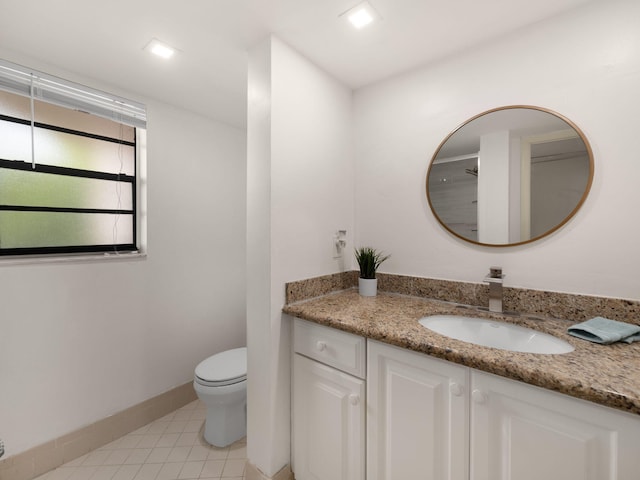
[567,317,640,345]
[623,333,640,344]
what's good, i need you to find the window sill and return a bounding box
[0,250,147,266]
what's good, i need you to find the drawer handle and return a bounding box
[349,394,360,406]
[316,341,327,352]
[449,382,464,397]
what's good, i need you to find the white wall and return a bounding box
[354,0,640,300]
[0,53,247,457]
[246,36,353,476]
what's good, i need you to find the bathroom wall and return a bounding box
[247,36,354,477]
[245,3,640,474]
[0,51,247,457]
[353,0,640,301]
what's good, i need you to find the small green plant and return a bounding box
[355,247,390,279]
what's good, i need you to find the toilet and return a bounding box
[193,347,247,447]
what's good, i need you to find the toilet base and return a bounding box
[203,400,247,447]
[194,379,247,448]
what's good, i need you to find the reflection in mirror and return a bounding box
[426,106,593,247]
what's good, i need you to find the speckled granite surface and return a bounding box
[286,271,640,325]
[283,288,640,417]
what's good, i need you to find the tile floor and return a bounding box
[35,401,247,480]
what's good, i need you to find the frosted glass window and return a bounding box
[33,128,135,175]
[0,212,133,249]
[0,170,133,210]
[0,121,31,161]
[0,69,143,257]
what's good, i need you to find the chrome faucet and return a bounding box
[484,266,505,313]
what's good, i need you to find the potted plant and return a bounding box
[354,247,390,296]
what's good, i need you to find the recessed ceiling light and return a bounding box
[341,1,380,29]
[144,38,176,59]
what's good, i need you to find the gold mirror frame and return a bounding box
[426,105,594,247]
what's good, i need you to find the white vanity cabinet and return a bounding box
[367,340,640,480]
[367,340,470,480]
[470,370,640,480]
[291,319,640,480]
[291,319,366,480]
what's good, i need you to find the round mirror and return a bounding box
[426,105,593,247]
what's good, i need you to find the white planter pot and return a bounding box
[358,277,378,297]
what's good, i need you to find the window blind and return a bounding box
[0,59,146,129]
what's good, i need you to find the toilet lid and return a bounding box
[195,347,247,385]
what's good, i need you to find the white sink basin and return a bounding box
[419,315,574,354]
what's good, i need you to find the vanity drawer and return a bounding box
[294,318,366,379]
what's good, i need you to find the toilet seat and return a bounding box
[195,347,247,387]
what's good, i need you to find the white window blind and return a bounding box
[0,59,146,129]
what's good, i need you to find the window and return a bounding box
[0,59,146,257]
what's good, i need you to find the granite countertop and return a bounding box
[283,289,640,416]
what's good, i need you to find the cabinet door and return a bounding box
[292,353,365,480]
[367,340,469,480]
[470,370,640,480]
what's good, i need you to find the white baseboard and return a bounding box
[245,461,294,480]
[0,382,197,480]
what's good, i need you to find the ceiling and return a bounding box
[0,0,600,129]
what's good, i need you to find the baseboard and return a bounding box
[0,382,197,480]
[245,461,294,480]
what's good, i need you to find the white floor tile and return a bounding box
[145,447,172,464]
[112,465,141,480]
[185,446,209,462]
[145,423,169,436]
[205,448,228,461]
[155,433,180,449]
[68,467,98,480]
[132,463,162,480]
[226,445,246,460]
[188,410,206,421]
[156,462,183,480]
[199,460,224,478]
[166,447,191,463]
[104,450,132,466]
[221,459,245,478]
[124,449,152,465]
[178,461,203,479]
[38,401,247,480]
[183,421,202,434]
[136,435,161,449]
[89,465,120,480]
[164,422,187,434]
[175,433,198,448]
[172,410,192,422]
